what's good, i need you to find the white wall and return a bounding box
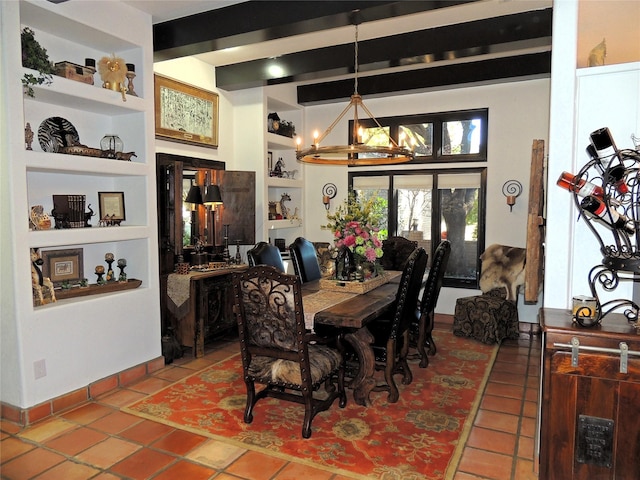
[298,79,550,320]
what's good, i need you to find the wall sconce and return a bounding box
[502,180,523,212]
[322,183,337,210]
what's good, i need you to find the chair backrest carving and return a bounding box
[233,265,301,352]
[289,237,322,283]
[247,241,286,272]
[381,236,418,270]
[391,247,428,339]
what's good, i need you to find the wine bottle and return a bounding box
[590,127,618,164]
[605,164,629,194]
[556,172,604,198]
[580,195,634,234]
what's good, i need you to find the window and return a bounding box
[350,168,486,289]
[352,109,487,164]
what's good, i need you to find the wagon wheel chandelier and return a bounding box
[295,21,415,166]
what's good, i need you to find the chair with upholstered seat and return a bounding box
[367,247,428,403]
[381,236,418,270]
[247,241,285,272]
[289,237,322,283]
[231,265,347,438]
[410,240,451,367]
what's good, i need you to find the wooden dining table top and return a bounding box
[302,272,401,330]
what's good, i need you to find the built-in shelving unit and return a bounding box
[1,0,160,410]
[265,96,304,248]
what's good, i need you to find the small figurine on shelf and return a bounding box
[31,248,56,306]
[25,123,34,150]
[117,258,127,282]
[105,253,115,282]
[84,204,95,227]
[79,278,89,288]
[95,265,106,285]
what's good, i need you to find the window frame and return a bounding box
[349,167,487,289]
[349,108,488,164]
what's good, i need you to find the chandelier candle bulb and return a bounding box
[556,171,604,198]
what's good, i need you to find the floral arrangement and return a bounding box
[325,192,384,265]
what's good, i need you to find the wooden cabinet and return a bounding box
[169,269,244,358]
[539,308,640,479]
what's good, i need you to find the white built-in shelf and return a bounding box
[267,219,303,230]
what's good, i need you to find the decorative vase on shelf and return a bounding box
[100,135,123,157]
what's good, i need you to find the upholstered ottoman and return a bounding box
[452,289,520,344]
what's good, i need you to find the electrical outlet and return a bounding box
[34,359,46,379]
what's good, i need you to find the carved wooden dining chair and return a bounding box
[367,247,428,402]
[247,241,285,272]
[289,237,322,283]
[231,265,346,438]
[411,240,451,367]
[381,236,418,270]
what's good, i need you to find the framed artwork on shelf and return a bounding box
[98,191,126,222]
[42,248,84,287]
[154,74,219,148]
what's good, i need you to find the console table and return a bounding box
[167,266,247,357]
[539,308,640,479]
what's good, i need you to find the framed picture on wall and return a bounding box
[42,248,84,287]
[154,74,219,148]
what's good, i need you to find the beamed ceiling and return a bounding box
[152,0,553,105]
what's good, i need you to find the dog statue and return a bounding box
[479,244,526,301]
[31,248,56,306]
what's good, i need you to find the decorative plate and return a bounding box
[38,117,80,153]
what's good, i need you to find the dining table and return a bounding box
[301,271,402,406]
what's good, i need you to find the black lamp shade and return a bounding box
[204,185,223,205]
[185,185,203,204]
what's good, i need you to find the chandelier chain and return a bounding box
[354,24,358,95]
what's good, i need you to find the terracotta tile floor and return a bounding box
[1,324,541,479]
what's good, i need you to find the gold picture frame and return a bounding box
[154,74,219,148]
[98,191,126,221]
[42,248,84,287]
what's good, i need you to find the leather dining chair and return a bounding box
[247,241,285,272]
[381,236,418,270]
[367,247,428,403]
[289,237,322,283]
[411,239,451,368]
[231,265,346,438]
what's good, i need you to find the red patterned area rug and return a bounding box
[123,328,497,479]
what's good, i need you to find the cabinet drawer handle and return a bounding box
[553,337,639,373]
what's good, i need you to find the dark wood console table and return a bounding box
[166,266,247,358]
[539,308,640,479]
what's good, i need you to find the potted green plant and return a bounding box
[21,27,54,97]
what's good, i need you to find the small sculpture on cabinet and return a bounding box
[105,253,115,282]
[31,248,56,306]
